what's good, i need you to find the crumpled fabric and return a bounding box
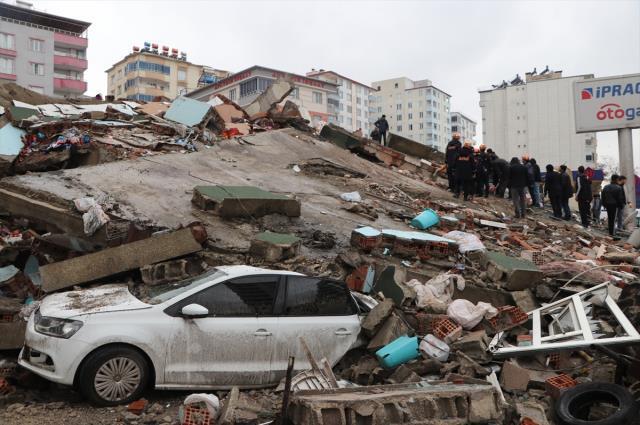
[444,230,486,253]
[74,197,97,213]
[405,273,465,313]
[83,204,110,236]
[446,299,498,330]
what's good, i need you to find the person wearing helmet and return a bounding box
[475,144,490,197]
[445,133,462,192]
[454,141,476,201]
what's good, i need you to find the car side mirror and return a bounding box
[181,304,209,318]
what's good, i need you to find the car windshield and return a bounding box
[142,269,228,304]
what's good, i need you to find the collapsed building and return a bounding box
[0,80,639,425]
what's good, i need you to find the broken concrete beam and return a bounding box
[386,364,421,384]
[361,298,394,337]
[249,231,301,261]
[140,257,205,286]
[450,331,492,363]
[40,228,203,292]
[288,382,502,425]
[164,96,212,127]
[367,314,411,352]
[499,360,531,391]
[372,265,414,307]
[319,123,364,150]
[192,185,300,218]
[244,79,293,118]
[485,251,543,290]
[386,132,445,163]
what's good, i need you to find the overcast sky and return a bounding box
[34,0,640,162]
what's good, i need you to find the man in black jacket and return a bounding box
[530,158,542,207]
[475,144,490,197]
[616,175,629,232]
[454,142,476,201]
[602,174,625,237]
[445,133,462,191]
[509,157,529,218]
[491,154,509,198]
[575,166,593,228]
[544,164,563,218]
[559,165,574,220]
[374,115,389,146]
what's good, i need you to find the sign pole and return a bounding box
[618,128,635,230]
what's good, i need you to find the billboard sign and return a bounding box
[574,73,640,133]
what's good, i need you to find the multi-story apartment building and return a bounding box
[479,67,598,167]
[106,43,229,101]
[450,112,477,143]
[186,65,338,127]
[370,77,451,151]
[306,69,374,134]
[0,0,90,96]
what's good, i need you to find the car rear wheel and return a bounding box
[78,345,149,406]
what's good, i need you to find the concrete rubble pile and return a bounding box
[1,82,640,425]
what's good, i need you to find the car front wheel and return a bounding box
[78,345,149,406]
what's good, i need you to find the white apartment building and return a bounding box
[306,69,374,134]
[479,68,597,168]
[370,77,451,151]
[450,112,477,143]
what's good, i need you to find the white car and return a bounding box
[19,266,366,405]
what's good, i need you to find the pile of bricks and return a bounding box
[545,374,577,399]
[488,306,529,332]
[434,318,463,344]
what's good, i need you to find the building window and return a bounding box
[356,96,362,104]
[29,85,44,94]
[125,61,171,75]
[377,85,381,90]
[396,114,402,121]
[419,111,424,118]
[394,83,399,88]
[408,113,413,119]
[0,56,15,74]
[29,38,44,52]
[312,91,323,104]
[377,107,382,113]
[240,78,258,97]
[409,124,413,131]
[289,88,299,99]
[586,154,593,161]
[408,102,412,109]
[347,105,352,113]
[452,125,458,132]
[346,81,352,89]
[364,99,368,106]
[0,33,14,50]
[396,104,402,110]
[124,78,138,89]
[229,88,237,101]
[451,116,457,122]
[356,108,362,116]
[419,123,424,129]
[31,63,44,76]
[178,68,187,81]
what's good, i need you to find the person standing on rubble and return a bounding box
[454,141,476,201]
[445,133,462,192]
[374,115,389,146]
[544,164,563,218]
[616,175,630,232]
[530,158,543,207]
[575,166,593,228]
[491,153,509,198]
[508,157,529,218]
[602,174,625,238]
[522,156,540,207]
[559,165,574,220]
[475,144,490,197]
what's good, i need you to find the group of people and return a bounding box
[444,133,631,233]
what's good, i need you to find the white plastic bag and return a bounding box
[340,191,362,203]
[444,230,486,253]
[73,197,97,213]
[419,334,450,362]
[83,204,110,235]
[405,273,465,313]
[446,299,498,330]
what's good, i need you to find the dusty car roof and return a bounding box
[214,265,304,277]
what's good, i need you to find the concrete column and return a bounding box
[618,128,635,230]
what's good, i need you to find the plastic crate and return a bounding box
[545,374,577,399]
[433,318,462,344]
[488,306,529,332]
[182,404,211,425]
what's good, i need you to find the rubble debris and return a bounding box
[0,297,26,349]
[288,381,503,424]
[244,79,294,119]
[367,313,411,351]
[554,382,637,425]
[164,96,213,127]
[516,401,550,425]
[419,334,450,362]
[447,298,497,330]
[319,123,363,150]
[140,256,205,286]
[40,228,203,292]
[192,185,301,218]
[361,298,394,337]
[406,273,465,313]
[249,231,301,261]
[484,251,543,290]
[386,132,445,163]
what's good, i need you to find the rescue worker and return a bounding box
[522,155,540,207]
[508,157,529,218]
[374,115,389,146]
[454,141,476,201]
[601,175,625,238]
[575,166,593,228]
[530,158,542,207]
[475,144,490,197]
[544,164,563,218]
[559,165,574,220]
[490,153,509,198]
[445,133,462,192]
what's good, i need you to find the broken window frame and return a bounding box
[488,283,640,357]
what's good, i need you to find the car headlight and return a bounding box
[34,309,83,339]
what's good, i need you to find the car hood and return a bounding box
[39,284,151,319]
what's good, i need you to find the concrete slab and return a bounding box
[485,251,543,290]
[40,228,203,292]
[244,79,293,118]
[249,231,301,261]
[192,185,301,218]
[164,96,212,127]
[387,133,445,163]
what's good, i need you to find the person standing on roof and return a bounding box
[374,115,389,146]
[544,164,563,218]
[575,166,593,228]
[601,174,625,238]
[508,157,529,218]
[454,141,476,201]
[445,133,462,192]
[475,144,490,198]
[559,165,574,220]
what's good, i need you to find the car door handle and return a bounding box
[254,329,272,337]
[335,328,352,336]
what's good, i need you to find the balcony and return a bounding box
[54,77,87,94]
[54,54,88,71]
[53,32,88,49]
